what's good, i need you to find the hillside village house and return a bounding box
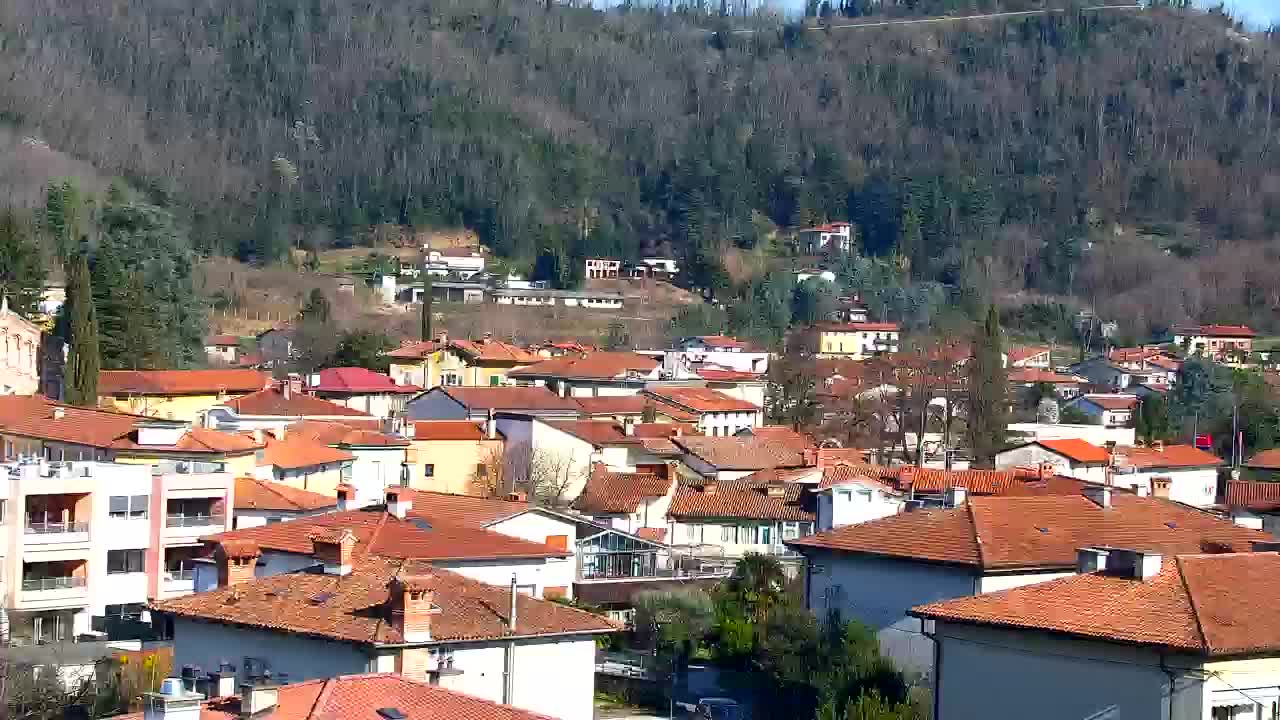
[407,386,581,423]
[0,457,238,645]
[1109,442,1223,507]
[1064,392,1140,427]
[1245,448,1280,481]
[1005,345,1052,369]
[667,475,815,568]
[807,322,901,360]
[671,335,770,375]
[255,326,295,366]
[202,334,241,365]
[436,336,542,387]
[797,222,853,254]
[641,386,762,436]
[250,429,353,495]
[572,464,678,535]
[98,369,272,421]
[491,288,624,310]
[508,352,663,397]
[1071,351,1181,391]
[786,488,1268,675]
[155,540,612,720]
[495,418,646,503]
[672,435,810,481]
[304,367,420,418]
[1006,368,1087,402]
[1172,323,1256,361]
[203,382,376,431]
[995,438,1111,485]
[423,247,486,278]
[1223,479,1280,533]
[813,464,905,531]
[232,476,334,528]
[913,551,1280,720]
[284,420,408,507]
[0,297,42,396]
[404,420,504,496]
[117,673,564,720]
[385,338,445,389]
[584,257,621,279]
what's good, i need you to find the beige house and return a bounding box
[405,420,504,495]
[0,298,42,395]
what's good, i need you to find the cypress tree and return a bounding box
[64,253,100,406]
[420,270,433,341]
[966,304,1007,468]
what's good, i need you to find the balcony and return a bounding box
[18,575,88,608]
[24,519,90,545]
[162,568,195,594]
[165,514,225,529]
[22,576,86,592]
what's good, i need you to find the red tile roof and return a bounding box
[913,553,1280,657]
[696,368,764,381]
[673,436,807,471]
[222,387,373,418]
[202,508,565,561]
[789,493,1269,570]
[205,334,240,347]
[1007,368,1084,384]
[800,222,851,232]
[1225,479,1280,511]
[152,556,613,646]
[836,465,1057,495]
[99,369,271,396]
[575,395,650,417]
[1107,347,1163,364]
[1246,449,1280,470]
[435,386,581,413]
[119,673,558,720]
[288,420,409,448]
[1006,346,1050,364]
[508,352,658,380]
[693,335,750,350]
[736,425,815,449]
[1076,394,1140,411]
[1029,438,1111,464]
[636,528,668,542]
[384,340,443,359]
[543,420,631,447]
[449,339,541,364]
[310,368,419,394]
[396,488,532,527]
[258,434,354,470]
[1146,355,1182,371]
[1179,324,1257,338]
[812,322,900,333]
[235,477,336,512]
[668,478,814,522]
[642,387,759,414]
[573,466,673,514]
[110,426,264,455]
[1113,444,1222,469]
[411,420,488,441]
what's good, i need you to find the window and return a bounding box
[109,495,148,519]
[740,523,755,544]
[782,522,799,540]
[685,523,700,543]
[107,549,145,574]
[0,499,5,523]
[489,375,501,386]
[759,525,772,545]
[423,464,435,478]
[836,490,852,501]
[475,463,488,479]
[856,489,873,502]
[721,525,735,543]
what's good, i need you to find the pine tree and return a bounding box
[420,271,433,341]
[966,304,1008,467]
[63,253,100,406]
[0,210,49,318]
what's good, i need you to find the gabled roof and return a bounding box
[1245,448,1280,470]
[258,434,354,470]
[310,368,419,394]
[1175,324,1256,338]
[449,338,541,364]
[573,467,673,514]
[575,395,651,417]
[1022,438,1110,465]
[234,477,336,512]
[384,340,443,360]
[673,436,806,471]
[508,352,658,380]
[543,420,628,447]
[201,508,565,561]
[432,386,581,414]
[812,322,900,333]
[1225,479,1280,512]
[642,387,759,414]
[204,334,240,347]
[691,335,750,350]
[839,465,1080,496]
[668,478,814,522]
[222,387,373,418]
[788,493,1269,570]
[1114,444,1222,469]
[288,420,409,448]
[1006,346,1051,365]
[734,425,815,450]
[115,673,558,720]
[1074,393,1140,411]
[99,369,271,396]
[411,420,489,441]
[396,488,532,527]
[912,553,1280,657]
[151,556,613,646]
[112,426,264,455]
[1007,368,1085,385]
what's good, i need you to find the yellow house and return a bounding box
[405,420,505,495]
[386,339,446,389]
[437,335,541,387]
[98,369,272,421]
[807,322,901,360]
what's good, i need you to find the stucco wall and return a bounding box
[171,617,374,680]
[1112,468,1218,508]
[406,438,502,495]
[994,445,1109,485]
[405,391,468,421]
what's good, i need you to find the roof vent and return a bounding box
[52,406,66,420]
[376,709,407,720]
[1082,484,1112,509]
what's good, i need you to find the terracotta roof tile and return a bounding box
[411,420,488,441]
[1245,449,1280,470]
[508,352,658,380]
[1027,438,1111,464]
[384,340,443,359]
[258,435,353,470]
[692,335,751,350]
[235,477,335,512]
[543,420,627,447]
[112,426,263,454]
[696,368,764,381]
[673,436,806,471]
[636,528,668,542]
[435,386,581,413]
[449,339,541,364]
[1006,346,1051,364]
[1007,369,1085,384]
[310,368,419,394]
[99,369,271,396]
[790,493,1270,570]
[1076,393,1141,411]
[396,488,531,527]
[914,553,1280,657]
[151,557,614,646]
[288,420,408,447]
[575,395,650,417]
[1225,479,1280,511]
[642,387,760,414]
[668,478,814,522]
[736,426,815,449]
[223,388,372,418]
[573,467,673,514]
[1113,444,1222,469]
[1176,324,1257,338]
[205,334,240,347]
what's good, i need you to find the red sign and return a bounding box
[1194,434,1212,450]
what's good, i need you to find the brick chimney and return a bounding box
[803,448,818,468]
[388,573,436,643]
[701,481,718,496]
[310,529,356,576]
[335,483,356,511]
[1037,461,1054,481]
[215,540,260,589]
[385,486,412,519]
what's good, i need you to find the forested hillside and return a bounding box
[1,0,1278,334]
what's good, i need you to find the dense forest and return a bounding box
[1,0,1278,335]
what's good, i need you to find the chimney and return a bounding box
[482,332,493,344]
[1038,461,1055,481]
[1076,547,1109,573]
[144,679,204,720]
[1152,440,1164,452]
[385,486,412,519]
[672,425,682,438]
[308,373,320,388]
[665,461,680,482]
[803,448,818,468]
[388,573,436,642]
[209,663,237,698]
[1105,548,1163,580]
[943,486,968,508]
[899,466,916,488]
[252,429,265,445]
[52,406,66,420]
[702,481,718,496]
[623,417,636,436]
[215,541,260,589]
[309,529,356,576]
[436,331,448,344]
[508,574,518,633]
[238,680,279,719]
[335,484,355,512]
[268,425,286,441]
[1082,484,1112,509]
[486,408,496,440]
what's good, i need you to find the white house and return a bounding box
[285,421,409,508]
[666,474,816,567]
[1171,323,1256,361]
[584,258,621,279]
[668,336,770,375]
[994,439,1111,486]
[641,386,762,437]
[495,418,638,503]
[787,489,1269,676]
[913,551,1280,720]
[1005,421,1136,448]
[797,222,853,254]
[507,352,662,398]
[423,247,486,278]
[1109,443,1223,507]
[203,335,241,365]
[1064,393,1140,427]
[156,534,612,720]
[491,288,624,310]
[571,463,677,534]
[813,465,905,531]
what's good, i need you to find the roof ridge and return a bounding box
[1174,555,1211,653]
[304,677,338,720]
[966,503,988,570]
[360,511,392,562]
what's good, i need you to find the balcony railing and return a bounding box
[164,569,195,582]
[25,520,89,535]
[165,514,224,528]
[22,576,86,592]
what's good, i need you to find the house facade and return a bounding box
[994,439,1111,486]
[1109,443,1222,507]
[405,420,504,496]
[386,339,445,389]
[435,337,542,387]
[584,258,621,279]
[797,222,853,254]
[641,387,762,437]
[98,370,272,422]
[1172,324,1255,361]
[807,322,901,360]
[1064,393,1140,427]
[0,298,43,396]
[305,368,420,419]
[667,476,815,569]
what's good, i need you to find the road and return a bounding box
[712,4,1143,35]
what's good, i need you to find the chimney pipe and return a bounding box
[486,409,496,440]
[388,574,435,643]
[943,486,967,508]
[508,574,518,633]
[385,486,412,519]
[335,484,355,512]
[215,541,260,589]
[1082,484,1112,509]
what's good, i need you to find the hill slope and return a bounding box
[2,1,1278,331]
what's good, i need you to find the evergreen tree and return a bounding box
[0,210,48,318]
[420,271,433,341]
[301,288,332,324]
[966,305,1007,467]
[63,253,100,406]
[43,180,90,260]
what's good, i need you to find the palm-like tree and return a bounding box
[729,553,787,625]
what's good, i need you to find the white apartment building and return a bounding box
[0,458,234,645]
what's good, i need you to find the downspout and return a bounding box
[1158,654,1187,720]
[922,621,940,720]
[504,574,517,704]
